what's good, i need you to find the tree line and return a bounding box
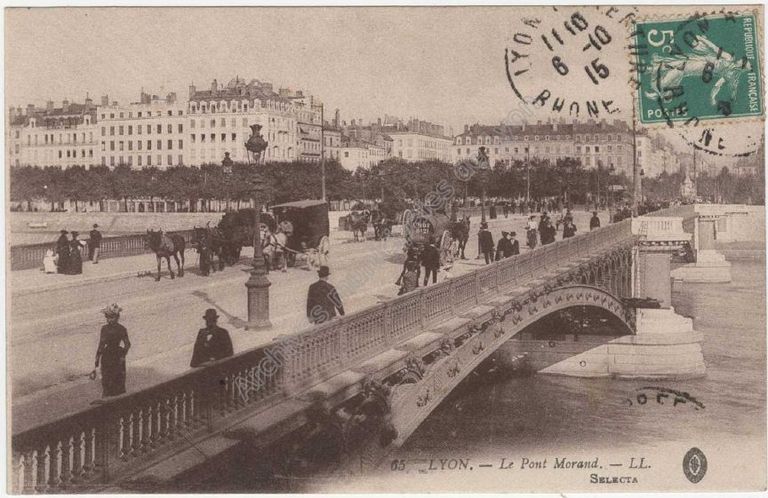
[9,156,762,213]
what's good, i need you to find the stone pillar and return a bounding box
[671,215,732,283]
[636,251,671,308]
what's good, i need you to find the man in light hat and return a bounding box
[89,223,102,263]
[307,266,345,325]
[190,309,234,367]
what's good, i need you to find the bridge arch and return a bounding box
[388,285,634,447]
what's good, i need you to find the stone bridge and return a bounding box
[14,207,743,493]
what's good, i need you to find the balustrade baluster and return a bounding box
[29,450,39,492]
[62,436,75,487]
[36,445,50,493]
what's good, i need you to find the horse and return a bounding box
[451,216,470,259]
[349,210,370,242]
[145,229,185,281]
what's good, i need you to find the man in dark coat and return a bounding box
[307,266,345,324]
[478,222,494,264]
[509,231,520,255]
[495,231,513,260]
[590,211,601,230]
[56,230,70,274]
[190,309,234,367]
[420,241,441,286]
[89,224,102,263]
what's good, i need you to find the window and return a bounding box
[178,154,183,165]
[344,151,349,158]
[210,133,215,142]
[128,156,133,166]
[147,155,152,166]
[201,134,205,142]
[221,133,226,142]
[167,110,172,116]
[101,126,106,136]
[178,123,183,133]
[242,118,248,127]
[138,112,143,118]
[101,141,106,151]
[586,146,591,153]
[495,148,499,154]
[157,140,162,150]
[147,140,152,150]
[138,155,142,166]
[191,134,196,143]
[167,154,173,165]
[128,141,133,151]
[119,141,124,151]
[211,119,216,128]
[109,156,114,166]
[231,133,236,141]
[595,146,600,153]
[191,120,196,129]
[156,124,162,134]
[137,126,142,135]
[119,126,124,135]
[128,125,132,135]
[147,125,151,134]
[576,145,582,153]
[157,155,162,166]
[138,141,143,150]
[110,141,115,151]
[178,139,183,149]
[109,126,115,136]
[167,139,173,150]
[167,124,172,134]
[220,118,225,127]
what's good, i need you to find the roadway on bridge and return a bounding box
[10,210,608,433]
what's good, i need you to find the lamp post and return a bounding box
[320,103,326,202]
[607,164,616,222]
[223,156,272,330]
[477,146,490,223]
[525,146,531,207]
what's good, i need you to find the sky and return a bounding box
[5,6,763,167]
[6,7,534,133]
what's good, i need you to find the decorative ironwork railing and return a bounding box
[10,218,634,492]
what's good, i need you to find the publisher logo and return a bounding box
[682,447,707,484]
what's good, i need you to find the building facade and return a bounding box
[97,92,186,169]
[282,89,323,163]
[453,119,643,177]
[7,98,99,169]
[187,78,298,165]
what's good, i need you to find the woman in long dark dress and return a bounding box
[55,230,70,274]
[68,231,83,275]
[93,304,130,397]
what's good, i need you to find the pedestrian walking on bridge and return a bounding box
[89,224,102,264]
[307,266,345,325]
[93,304,130,397]
[190,309,234,367]
[478,222,494,264]
[590,211,601,230]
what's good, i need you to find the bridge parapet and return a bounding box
[11,219,637,493]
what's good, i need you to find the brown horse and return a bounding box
[145,230,185,281]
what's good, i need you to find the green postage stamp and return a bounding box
[635,11,763,124]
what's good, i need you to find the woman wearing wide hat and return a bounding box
[93,304,131,397]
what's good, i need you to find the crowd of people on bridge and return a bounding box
[44,224,102,275]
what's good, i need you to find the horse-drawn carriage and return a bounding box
[401,209,469,265]
[271,200,330,269]
[339,201,399,242]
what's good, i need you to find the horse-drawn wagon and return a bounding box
[271,200,330,269]
[401,209,469,264]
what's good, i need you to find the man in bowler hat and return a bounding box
[89,223,102,263]
[190,309,234,367]
[307,266,345,325]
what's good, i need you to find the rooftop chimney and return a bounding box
[211,79,218,92]
[101,95,109,107]
[188,84,196,99]
[464,124,469,133]
[26,104,34,115]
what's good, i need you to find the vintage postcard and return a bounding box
[5,5,766,494]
